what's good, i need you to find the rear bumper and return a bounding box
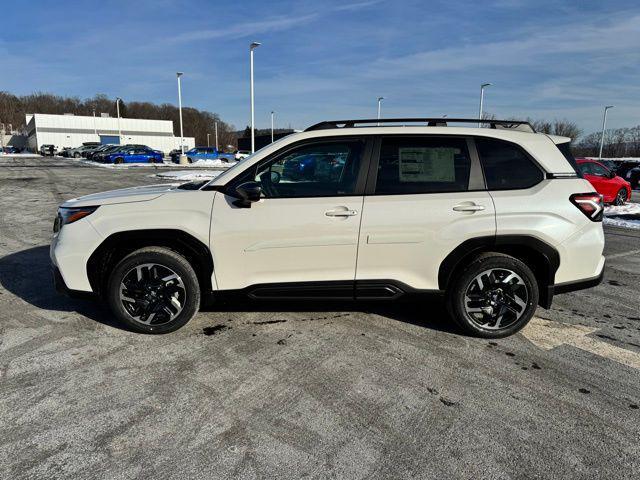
[553,265,605,294]
[541,260,605,308]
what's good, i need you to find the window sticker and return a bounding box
[398,147,457,182]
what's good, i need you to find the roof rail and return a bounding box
[305,118,536,133]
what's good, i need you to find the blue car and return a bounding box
[282,153,347,181]
[103,146,163,164]
[172,146,235,164]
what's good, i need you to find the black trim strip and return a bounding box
[552,265,605,295]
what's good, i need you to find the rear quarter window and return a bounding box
[556,142,583,178]
[476,137,544,190]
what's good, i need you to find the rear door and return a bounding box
[356,135,495,291]
[210,137,371,291]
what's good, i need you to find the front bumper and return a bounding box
[52,266,95,299]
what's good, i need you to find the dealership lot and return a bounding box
[1,156,639,479]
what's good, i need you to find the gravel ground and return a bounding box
[1,156,639,479]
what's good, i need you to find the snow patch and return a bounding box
[603,202,640,230]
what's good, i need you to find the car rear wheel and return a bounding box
[446,253,538,338]
[114,157,124,164]
[107,247,201,334]
[74,152,81,158]
[614,188,628,206]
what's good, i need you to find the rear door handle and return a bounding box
[453,204,485,212]
[325,209,358,217]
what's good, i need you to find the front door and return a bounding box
[356,135,496,291]
[210,137,369,291]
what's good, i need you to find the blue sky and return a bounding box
[1,0,639,136]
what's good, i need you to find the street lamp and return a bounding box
[176,72,187,164]
[377,97,384,126]
[115,97,122,144]
[270,111,275,143]
[599,105,614,161]
[215,121,219,151]
[250,42,261,153]
[207,133,210,147]
[478,83,492,127]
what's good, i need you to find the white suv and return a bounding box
[51,118,605,338]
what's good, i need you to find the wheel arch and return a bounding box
[87,229,214,296]
[438,235,560,308]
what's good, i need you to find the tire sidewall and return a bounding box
[447,254,539,338]
[107,249,200,334]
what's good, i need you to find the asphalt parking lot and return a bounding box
[1,156,639,479]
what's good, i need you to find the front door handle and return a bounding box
[325,208,358,217]
[453,203,485,212]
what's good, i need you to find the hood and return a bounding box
[62,183,180,207]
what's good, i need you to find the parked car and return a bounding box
[615,161,640,190]
[66,145,95,158]
[575,158,632,205]
[93,145,125,162]
[51,117,605,338]
[82,144,111,159]
[172,147,235,164]
[235,150,251,160]
[2,146,21,154]
[40,144,57,156]
[103,146,163,164]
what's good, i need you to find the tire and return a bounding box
[187,157,193,164]
[74,152,81,158]
[114,157,124,164]
[106,247,201,334]
[614,188,627,206]
[446,253,539,338]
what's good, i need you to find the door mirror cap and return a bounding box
[234,181,262,207]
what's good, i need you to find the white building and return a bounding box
[26,113,195,154]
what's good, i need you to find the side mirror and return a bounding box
[608,170,616,179]
[234,181,261,207]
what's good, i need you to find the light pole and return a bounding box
[270,111,274,143]
[215,121,219,151]
[207,133,210,147]
[478,83,492,127]
[176,72,187,164]
[250,41,261,153]
[92,108,97,138]
[377,97,384,126]
[115,97,122,144]
[599,105,614,161]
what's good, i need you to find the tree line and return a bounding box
[0,92,236,149]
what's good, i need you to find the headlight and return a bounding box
[53,206,99,232]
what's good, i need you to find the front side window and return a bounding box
[589,162,609,177]
[249,140,364,198]
[374,136,471,194]
[476,137,543,190]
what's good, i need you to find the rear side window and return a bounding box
[476,137,543,190]
[374,136,471,194]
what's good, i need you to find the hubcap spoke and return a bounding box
[119,263,186,327]
[463,268,529,330]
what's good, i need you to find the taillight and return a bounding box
[570,193,603,221]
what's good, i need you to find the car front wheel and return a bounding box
[107,247,201,334]
[614,188,628,206]
[446,253,539,338]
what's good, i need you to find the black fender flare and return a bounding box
[438,235,560,308]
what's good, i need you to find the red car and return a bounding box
[576,159,632,205]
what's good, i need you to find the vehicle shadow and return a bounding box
[0,245,122,329]
[0,245,458,335]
